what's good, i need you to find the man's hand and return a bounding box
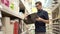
[36,17,43,21]
[36,17,49,24]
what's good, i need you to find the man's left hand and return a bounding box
[36,17,43,21]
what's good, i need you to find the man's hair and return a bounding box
[35,1,42,5]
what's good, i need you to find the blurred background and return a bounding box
[0,0,60,34]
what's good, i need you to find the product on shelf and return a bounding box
[18,21,22,34]
[0,31,3,34]
[10,20,15,34]
[1,0,19,14]
[1,17,19,34]
[0,19,2,28]
[0,12,2,27]
[13,19,19,34]
[1,0,9,7]
[2,17,11,34]
[53,19,60,34]
[0,11,2,18]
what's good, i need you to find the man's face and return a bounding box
[36,4,42,10]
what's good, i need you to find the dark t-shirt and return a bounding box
[35,9,49,32]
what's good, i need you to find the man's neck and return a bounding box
[38,9,42,11]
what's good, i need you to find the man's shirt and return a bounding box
[35,9,49,32]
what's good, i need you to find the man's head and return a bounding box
[35,1,42,10]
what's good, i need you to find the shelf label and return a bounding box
[1,0,9,7]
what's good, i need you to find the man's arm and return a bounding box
[36,17,49,24]
[36,11,49,24]
[41,19,49,24]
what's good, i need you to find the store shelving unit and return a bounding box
[52,19,60,34]
[0,0,24,18]
[52,3,60,34]
[0,5,24,19]
[0,8,23,19]
[0,0,29,34]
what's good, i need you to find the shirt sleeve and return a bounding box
[43,11,49,20]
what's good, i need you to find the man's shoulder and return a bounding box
[42,10,48,14]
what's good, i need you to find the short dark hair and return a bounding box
[35,1,42,5]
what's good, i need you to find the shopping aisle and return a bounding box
[0,0,60,34]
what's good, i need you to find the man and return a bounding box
[35,1,49,34]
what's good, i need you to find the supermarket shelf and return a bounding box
[53,23,59,24]
[53,28,60,31]
[53,25,59,27]
[0,7,24,19]
[50,18,60,21]
[52,18,60,20]
[53,28,60,30]
[52,3,60,12]
[53,31,60,34]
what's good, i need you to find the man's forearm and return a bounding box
[36,17,49,24]
[41,19,49,24]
